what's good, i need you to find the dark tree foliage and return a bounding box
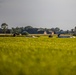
[1,24,74,35]
[1,23,8,34]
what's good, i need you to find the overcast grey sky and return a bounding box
[0,0,76,30]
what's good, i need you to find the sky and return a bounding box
[0,0,76,30]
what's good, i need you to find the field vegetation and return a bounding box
[0,36,76,75]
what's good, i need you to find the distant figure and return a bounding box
[13,33,16,37]
[58,34,60,37]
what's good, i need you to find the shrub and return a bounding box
[21,31,29,36]
[0,34,12,37]
[48,35,53,38]
[73,34,76,36]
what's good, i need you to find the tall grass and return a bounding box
[0,37,76,75]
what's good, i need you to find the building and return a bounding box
[37,30,47,34]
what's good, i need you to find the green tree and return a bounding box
[24,26,33,30]
[1,23,8,34]
[55,27,60,32]
[11,27,22,35]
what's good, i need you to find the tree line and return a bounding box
[0,23,76,35]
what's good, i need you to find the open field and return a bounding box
[0,36,76,75]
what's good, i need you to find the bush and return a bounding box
[0,34,12,37]
[48,35,53,38]
[73,34,76,36]
[21,31,29,35]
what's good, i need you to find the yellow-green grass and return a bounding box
[0,37,76,75]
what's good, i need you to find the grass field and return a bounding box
[0,36,76,75]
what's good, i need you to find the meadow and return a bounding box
[0,36,76,75]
